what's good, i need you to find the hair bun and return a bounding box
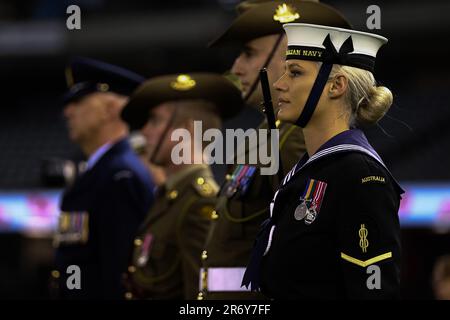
[356,86,393,126]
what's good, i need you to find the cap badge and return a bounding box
[273,3,300,23]
[171,74,196,91]
[97,83,110,92]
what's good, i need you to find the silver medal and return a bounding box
[304,207,317,225]
[294,201,308,221]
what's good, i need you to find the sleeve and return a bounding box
[176,197,214,299]
[97,169,154,299]
[336,158,402,299]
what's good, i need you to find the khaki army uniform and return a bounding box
[199,120,305,299]
[124,165,219,300]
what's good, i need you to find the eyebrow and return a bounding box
[287,63,304,69]
[243,44,257,53]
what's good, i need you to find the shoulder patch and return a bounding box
[361,175,386,184]
[192,176,219,198]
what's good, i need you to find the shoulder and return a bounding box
[177,170,220,221]
[107,148,153,187]
[308,152,403,220]
[315,152,390,184]
[306,151,403,204]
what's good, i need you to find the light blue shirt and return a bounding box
[86,142,113,170]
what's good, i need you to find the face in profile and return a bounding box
[274,59,324,124]
[63,93,110,144]
[140,102,179,166]
[231,34,287,108]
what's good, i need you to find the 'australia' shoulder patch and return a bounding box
[361,175,386,184]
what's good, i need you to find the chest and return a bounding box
[271,167,341,244]
[60,167,111,211]
[142,188,196,240]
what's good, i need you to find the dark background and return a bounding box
[0,0,449,299]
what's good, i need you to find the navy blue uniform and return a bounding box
[243,129,404,299]
[54,139,154,299]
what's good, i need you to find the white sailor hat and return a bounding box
[283,23,388,72]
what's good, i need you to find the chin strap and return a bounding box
[294,35,355,128]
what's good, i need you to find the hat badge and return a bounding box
[273,3,300,23]
[97,83,110,92]
[171,74,196,91]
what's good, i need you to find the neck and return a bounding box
[80,126,127,157]
[303,117,349,156]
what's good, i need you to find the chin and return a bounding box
[68,131,79,142]
[277,108,296,124]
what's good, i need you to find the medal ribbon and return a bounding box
[312,180,327,212]
[301,179,327,213]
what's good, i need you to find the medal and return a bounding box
[223,165,257,198]
[304,206,317,225]
[296,178,328,225]
[54,211,89,246]
[136,233,153,267]
[224,184,238,198]
[294,201,308,221]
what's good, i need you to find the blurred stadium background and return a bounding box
[0,0,449,299]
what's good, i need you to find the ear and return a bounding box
[104,93,127,119]
[328,74,348,99]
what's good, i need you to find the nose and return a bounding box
[273,73,288,92]
[141,121,150,136]
[231,53,245,77]
[140,121,153,142]
[63,103,74,119]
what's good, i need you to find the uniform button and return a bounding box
[210,210,219,220]
[124,292,133,300]
[200,183,213,196]
[51,270,60,279]
[128,266,136,273]
[134,238,143,246]
[167,190,178,200]
[201,250,208,260]
[225,174,232,181]
[197,177,205,185]
[197,292,204,300]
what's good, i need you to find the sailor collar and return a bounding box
[282,129,404,194]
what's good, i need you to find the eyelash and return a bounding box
[243,51,253,58]
[288,70,302,78]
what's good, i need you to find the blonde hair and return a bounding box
[329,65,393,127]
